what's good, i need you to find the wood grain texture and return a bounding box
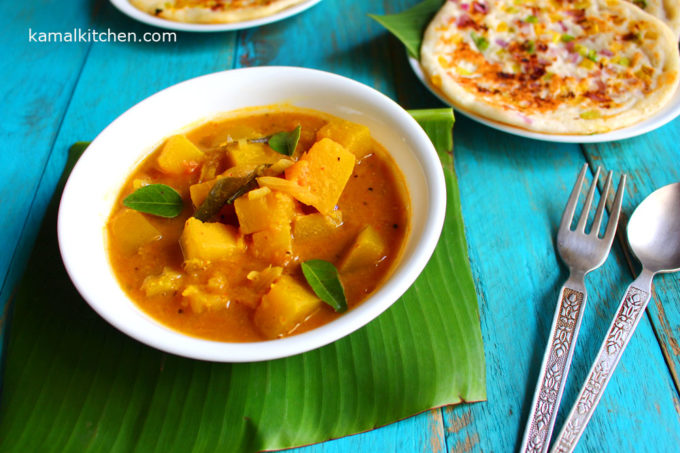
[447,116,680,452]
[2,1,451,451]
[2,0,680,451]
[0,0,99,357]
[384,1,680,450]
[583,128,680,393]
[230,1,453,451]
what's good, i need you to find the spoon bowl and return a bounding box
[552,181,680,453]
[627,182,680,274]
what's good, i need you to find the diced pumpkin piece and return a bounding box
[235,187,296,234]
[182,285,228,314]
[132,175,152,190]
[189,179,217,208]
[293,211,343,241]
[109,208,162,255]
[256,176,318,207]
[316,119,372,158]
[285,138,356,214]
[254,275,322,338]
[157,135,205,175]
[339,226,386,273]
[180,217,245,262]
[251,224,293,265]
[141,267,183,297]
[247,266,283,293]
[227,141,284,167]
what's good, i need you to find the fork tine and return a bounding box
[603,174,627,242]
[591,170,613,236]
[560,164,588,232]
[576,167,601,231]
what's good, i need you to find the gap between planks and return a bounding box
[579,146,680,397]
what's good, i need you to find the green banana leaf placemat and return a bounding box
[0,141,485,452]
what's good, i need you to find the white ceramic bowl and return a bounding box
[58,67,446,362]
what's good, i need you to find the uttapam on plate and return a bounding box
[625,0,680,39]
[421,0,680,134]
[129,0,311,24]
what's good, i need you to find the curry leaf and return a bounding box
[122,184,183,218]
[408,108,455,153]
[0,141,487,453]
[301,260,348,313]
[267,125,301,156]
[368,0,444,58]
[194,170,262,222]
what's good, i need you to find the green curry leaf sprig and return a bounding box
[247,125,302,156]
[193,165,268,222]
[268,125,301,156]
[301,260,348,313]
[123,184,184,218]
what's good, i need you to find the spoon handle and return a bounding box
[520,278,587,453]
[550,272,653,453]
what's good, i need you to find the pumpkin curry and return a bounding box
[107,107,410,341]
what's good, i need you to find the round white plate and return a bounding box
[110,0,323,32]
[408,56,680,143]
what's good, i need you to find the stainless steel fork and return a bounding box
[519,164,626,453]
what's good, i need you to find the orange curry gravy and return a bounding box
[107,108,409,342]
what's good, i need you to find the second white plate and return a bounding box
[110,0,323,32]
[408,56,680,143]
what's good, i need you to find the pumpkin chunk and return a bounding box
[293,211,343,241]
[110,208,162,255]
[254,275,322,338]
[157,135,205,175]
[316,119,372,158]
[180,217,245,262]
[251,224,293,266]
[284,138,356,215]
[182,285,228,314]
[234,187,296,234]
[227,141,284,167]
[189,179,216,208]
[141,267,183,297]
[339,226,386,273]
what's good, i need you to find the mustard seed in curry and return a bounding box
[107,107,410,341]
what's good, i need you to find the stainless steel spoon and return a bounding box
[550,182,680,453]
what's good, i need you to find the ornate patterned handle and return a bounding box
[550,277,652,453]
[520,282,587,453]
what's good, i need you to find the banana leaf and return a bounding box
[369,0,445,58]
[0,140,485,452]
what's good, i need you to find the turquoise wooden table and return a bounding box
[2,0,680,451]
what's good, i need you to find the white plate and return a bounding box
[408,56,680,143]
[110,0,323,32]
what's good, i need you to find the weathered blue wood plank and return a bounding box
[16,0,448,451]
[583,123,680,392]
[382,0,680,449]
[232,1,449,450]
[447,116,680,452]
[0,0,97,329]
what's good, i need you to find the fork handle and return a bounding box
[520,278,587,453]
[550,271,654,453]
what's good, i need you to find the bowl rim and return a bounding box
[57,66,446,362]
